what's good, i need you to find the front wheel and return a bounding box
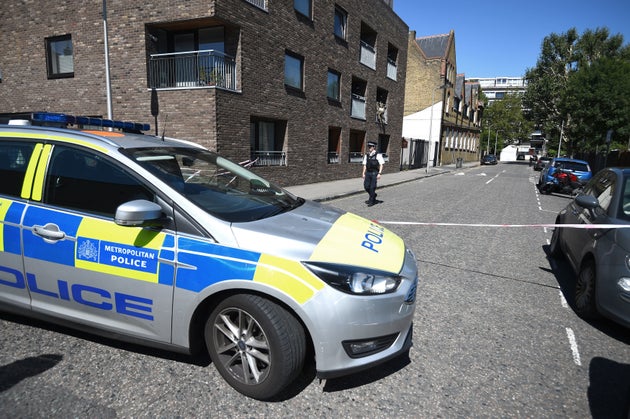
[575,260,599,319]
[205,294,306,400]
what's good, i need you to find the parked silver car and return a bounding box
[549,168,630,328]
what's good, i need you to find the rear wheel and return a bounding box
[205,294,306,400]
[575,260,599,319]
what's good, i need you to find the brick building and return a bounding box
[402,30,482,168]
[0,0,408,186]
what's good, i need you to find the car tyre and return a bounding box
[205,294,306,400]
[575,260,599,319]
[548,226,563,258]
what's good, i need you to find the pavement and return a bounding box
[285,161,480,202]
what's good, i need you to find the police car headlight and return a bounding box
[303,262,401,295]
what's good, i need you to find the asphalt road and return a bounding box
[1,162,629,418]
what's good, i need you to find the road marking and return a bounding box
[559,291,568,308]
[565,327,582,366]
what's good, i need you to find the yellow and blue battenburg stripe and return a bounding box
[0,199,25,254]
[21,206,173,284]
[14,203,325,305]
[176,237,325,304]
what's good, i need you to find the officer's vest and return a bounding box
[366,153,379,172]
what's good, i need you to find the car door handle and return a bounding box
[33,223,66,241]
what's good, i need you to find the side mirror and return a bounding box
[574,194,599,219]
[115,199,163,226]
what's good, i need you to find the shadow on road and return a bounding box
[588,357,630,419]
[0,353,63,392]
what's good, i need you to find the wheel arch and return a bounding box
[187,287,315,360]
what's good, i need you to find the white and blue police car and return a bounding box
[0,113,417,400]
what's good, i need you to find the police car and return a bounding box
[0,113,418,400]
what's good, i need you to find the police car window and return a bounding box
[0,141,35,198]
[45,146,154,217]
[123,147,303,223]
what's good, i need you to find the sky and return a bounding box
[393,0,630,78]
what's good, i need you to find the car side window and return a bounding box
[620,177,630,220]
[44,145,154,217]
[0,141,35,198]
[584,171,615,215]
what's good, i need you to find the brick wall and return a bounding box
[0,0,408,187]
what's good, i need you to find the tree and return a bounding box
[562,57,630,152]
[523,29,579,152]
[481,93,533,155]
[523,27,630,155]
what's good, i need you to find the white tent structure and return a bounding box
[401,101,442,168]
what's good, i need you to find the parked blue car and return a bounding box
[538,157,592,187]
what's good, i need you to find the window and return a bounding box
[327,70,341,101]
[359,23,377,70]
[45,146,153,217]
[46,34,74,79]
[334,6,347,40]
[0,141,35,197]
[351,78,367,120]
[348,130,365,163]
[284,52,304,90]
[294,0,311,18]
[387,44,398,81]
[377,135,390,162]
[376,88,388,124]
[250,118,287,166]
[328,127,341,164]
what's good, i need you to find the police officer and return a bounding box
[362,141,384,206]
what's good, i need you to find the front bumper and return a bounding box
[303,248,418,378]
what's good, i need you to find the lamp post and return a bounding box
[486,124,492,154]
[428,83,446,172]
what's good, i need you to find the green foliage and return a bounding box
[481,93,533,154]
[523,27,630,155]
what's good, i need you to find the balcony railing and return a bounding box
[243,0,267,10]
[149,50,236,91]
[327,152,339,164]
[251,151,287,166]
[360,41,376,69]
[348,152,363,163]
[351,93,366,120]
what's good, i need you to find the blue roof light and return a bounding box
[31,112,150,132]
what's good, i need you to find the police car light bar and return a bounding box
[31,112,150,132]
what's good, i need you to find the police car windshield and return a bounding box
[122,147,303,222]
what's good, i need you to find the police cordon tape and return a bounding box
[376,221,630,229]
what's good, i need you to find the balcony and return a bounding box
[327,152,339,164]
[149,50,236,91]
